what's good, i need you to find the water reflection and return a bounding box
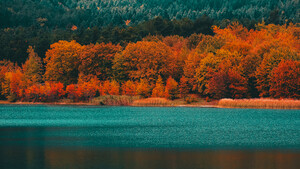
[0,106,299,169]
[1,146,299,169]
[0,127,298,169]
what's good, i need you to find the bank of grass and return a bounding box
[0,96,218,107]
[90,95,141,106]
[218,98,300,109]
[132,98,174,107]
[7,96,298,109]
[131,97,218,107]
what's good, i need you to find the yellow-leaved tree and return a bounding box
[22,46,43,87]
[151,76,165,98]
[44,40,84,85]
[113,41,173,82]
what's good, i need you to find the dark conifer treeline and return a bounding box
[1,16,216,64]
[1,0,298,28]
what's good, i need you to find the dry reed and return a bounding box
[132,98,174,107]
[218,98,300,109]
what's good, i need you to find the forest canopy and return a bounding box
[1,0,299,64]
[1,0,299,28]
[0,0,299,102]
[0,23,299,102]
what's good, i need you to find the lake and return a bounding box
[0,105,299,169]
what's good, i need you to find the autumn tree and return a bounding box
[238,54,262,97]
[269,60,300,98]
[195,51,225,95]
[213,23,251,56]
[42,81,65,102]
[2,70,24,101]
[136,79,151,98]
[66,84,78,101]
[164,77,178,100]
[194,34,225,54]
[121,80,137,96]
[0,60,16,99]
[113,41,173,82]
[183,50,205,92]
[185,35,225,93]
[77,76,101,101]
[255,47,299,97]
[44,40,84,85]
[22,46,43,86]
[101,81,111,95]
[207,65,248,99]
[24,84,41,102]
[163,36,189,81]
[179,76,189,98]
[11,71,24,100]
[102,80,120,95]
[151,76,165,98]
[79,82,98,101]
[79,43,122,81]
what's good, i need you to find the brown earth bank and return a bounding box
[0,98,299,109]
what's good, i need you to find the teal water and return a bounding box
[0,105,299,169]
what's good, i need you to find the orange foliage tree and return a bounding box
[179,76,189,98]
[255,47,299,97]
[66,84,78,101]
[269,60,300,98]
[121,80,137,96]
[44,40,84,84]
[207,64,248,99]
[164,77,178,100]
[24,84,41,102]
[78,77,101,100]
[42,81,65,102]
[162,36,188,80]
[151,76,165,98]
[23,81,65,102]
[136,79,151,98]
[113,41,173,82]
[213,22,251,56]
[2,70,24,101]
[101,80,120,95]
[79,43,122,81]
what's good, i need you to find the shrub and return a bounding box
[91,95,140,106]
[184,96,198,104]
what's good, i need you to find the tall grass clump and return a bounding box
[132,98,174,107]
[218,98,300,109]
[91,95,140,106]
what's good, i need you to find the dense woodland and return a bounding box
[1,0,299,64]
[1,0,299,28]
[0,22,299,102]
[0,0,299,102]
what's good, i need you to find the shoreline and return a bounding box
[0,101,98,106]
[0,100,219,108]
[1,100,299,109]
